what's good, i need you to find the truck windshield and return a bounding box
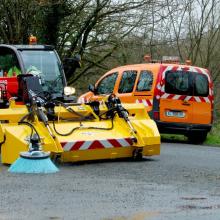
[20,50,64,95]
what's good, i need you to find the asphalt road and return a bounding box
[0,142,220,220]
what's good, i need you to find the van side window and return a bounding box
[165,71,190,95]
[194,73,208,96]
[118,70,137,93]
[136,70,153,91]
[96,72,118,94]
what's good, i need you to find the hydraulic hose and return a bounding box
[52,114,115,136]
[18,121,41,141]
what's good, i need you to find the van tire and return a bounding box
[187,132,207,144]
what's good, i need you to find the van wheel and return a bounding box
[187,132,207,144]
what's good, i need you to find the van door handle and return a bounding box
[182,101,190,106]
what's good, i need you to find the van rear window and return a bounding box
[194,74,209,96]
[165,70,209,97]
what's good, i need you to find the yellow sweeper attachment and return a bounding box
[0,91,160,165]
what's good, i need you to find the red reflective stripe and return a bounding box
[194,67,202,74]
[171,66,179,72]
[125,138,133,145]
[108,139,122,148]
[200,97,205,102]
[71,141,85,151]
[147,100,152,106]
[168,94,175,99]
[89,140,105,149]
[61,142,66,148]
[179,95,186,100]
[61,138,133,151]
[137,99,153,106]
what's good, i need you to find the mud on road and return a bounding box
[0,143,220,220]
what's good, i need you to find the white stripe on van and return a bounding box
[204,97,210,103]
[161,93,170,99]
[184,96,192,101]
[173,95,181,100]
[194,97,201,102]
[162,66,173,79]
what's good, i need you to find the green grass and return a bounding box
[205,123,220,146]
[161,123,220,146]
[161,134,187,142]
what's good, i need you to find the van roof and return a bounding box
[108,63,209,73]
[100,63,211,83]
[111,63,206,71]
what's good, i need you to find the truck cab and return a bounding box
[0,44,67,99]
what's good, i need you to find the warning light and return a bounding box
[162,56,180,64]
[29,35,37,45]
[185,60,192,65]
[144,54,152,62]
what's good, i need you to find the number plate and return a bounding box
[166,110,185,118]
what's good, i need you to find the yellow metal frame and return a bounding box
[0,100,160,164]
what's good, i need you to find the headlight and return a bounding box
[64,86,75,96]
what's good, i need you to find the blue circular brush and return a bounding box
[8,134,59,174]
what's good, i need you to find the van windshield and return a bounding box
[165,70,209,96]
[96,72,118,94]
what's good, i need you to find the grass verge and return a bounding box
[205,123,220,146]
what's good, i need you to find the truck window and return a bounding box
[0,48,20,76]
[194,73,208,96]
[136,70,153,91]
[96,72,118,94]
[118,70,137,93]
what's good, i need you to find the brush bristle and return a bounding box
[8,157,59,174]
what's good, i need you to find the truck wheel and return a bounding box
[132,149,143,161]
[187,132,207,144]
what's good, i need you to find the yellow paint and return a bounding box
[0,100,160,164]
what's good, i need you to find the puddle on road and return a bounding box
[179,196,220,210]
[103,211,160,220]
[179,204,220,210]
[181,197,207,201]
[49,217,62,220]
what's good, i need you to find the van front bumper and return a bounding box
[155,121,212,135]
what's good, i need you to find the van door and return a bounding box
[191,68,212,124]
[159,67,194,124]
[133,70,154,111]
[115,70,137,102]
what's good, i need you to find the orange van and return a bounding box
[78,61,214,143]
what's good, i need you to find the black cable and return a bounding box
[52,114,115,136]
[54,100,89,118]
[18,121,41,140]
[19,111,32,123]
[0,135,6,146]
[98,107,117,120]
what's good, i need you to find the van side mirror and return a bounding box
[63,54,81,79]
